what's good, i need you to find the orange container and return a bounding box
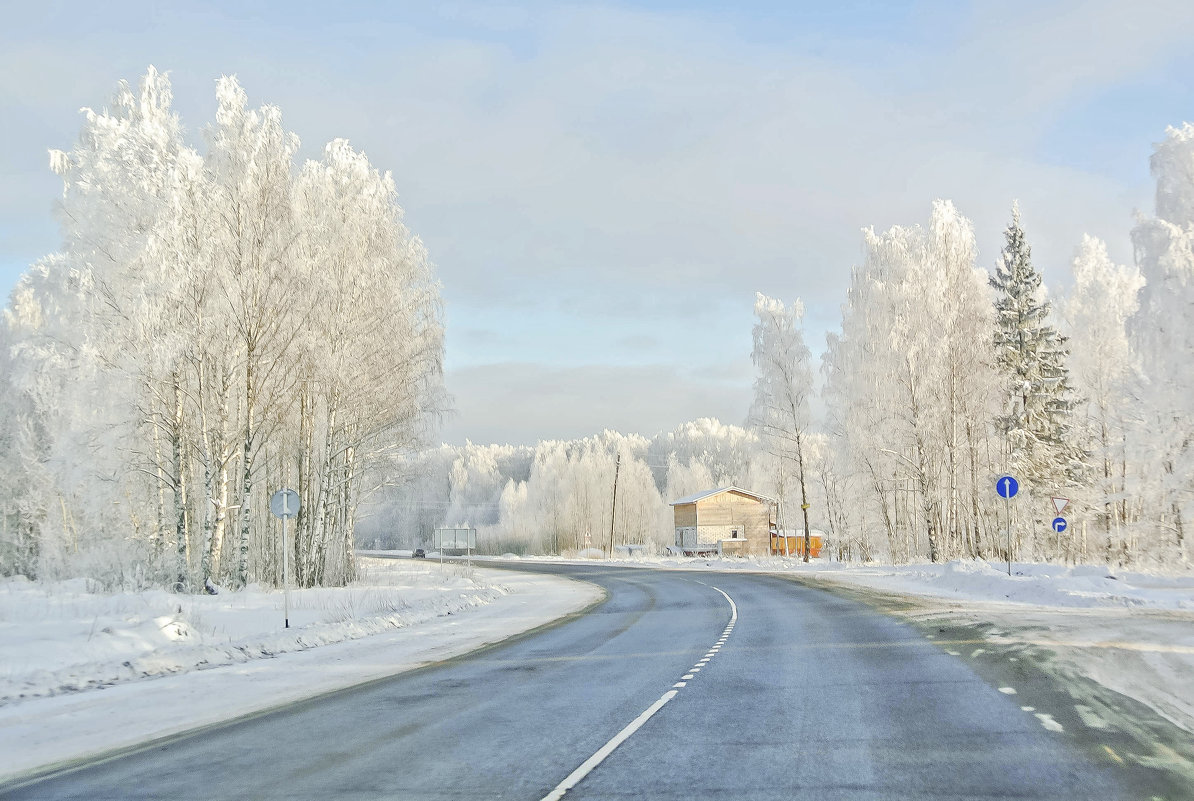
[771,534,823,558]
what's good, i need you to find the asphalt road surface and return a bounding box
[2,563,1135,800]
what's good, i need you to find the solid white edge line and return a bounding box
[709,585,739,625]
[539,690,679,801]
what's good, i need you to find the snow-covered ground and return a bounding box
[0,557,601,781]
[0,556,508,704]
[491,553,1194,732]
[787,559,1194,733]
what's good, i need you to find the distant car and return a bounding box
[412,548,426,558]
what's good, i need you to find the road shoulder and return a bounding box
[0,566,604,786]
[787,573,1194,799]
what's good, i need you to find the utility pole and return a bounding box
[608,453,621,558]
[797,436,812,563]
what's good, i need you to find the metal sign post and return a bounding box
[270,489,300,630]
[996,476,1019,576]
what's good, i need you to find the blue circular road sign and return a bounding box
[996,475,1019,499]
[1051,517,1067,533]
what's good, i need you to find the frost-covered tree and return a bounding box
[1060,236,1144,559]
[1129,123,1194,564]
[749,293,813,559]
[990,204,1082,504]
[0,68,446,588]
[360,421,763,557]
[824,200,998,563]
[649,418,758,495]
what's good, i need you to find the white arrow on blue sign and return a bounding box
[1051,517,1067,533]
[996,475,1019,499]
[270,488,300,519]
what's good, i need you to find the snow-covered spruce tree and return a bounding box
[1129,123,1194,565]
[748,293,814,560]
[990,204,1084,558]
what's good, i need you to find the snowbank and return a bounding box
[0,560,601,782]
[800,559,1194,611]
[3,557,513,704]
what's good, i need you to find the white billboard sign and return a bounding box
[433,528,477,550]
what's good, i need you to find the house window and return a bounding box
[731,529,739,539]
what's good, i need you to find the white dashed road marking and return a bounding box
[1034,712,1064,733]
[538,583,738,801]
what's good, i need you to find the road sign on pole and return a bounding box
[996,476,1019,499]
[1051,497,1069,515]
[270,489,300,519]
[1051,517,1067,534]
[270,489,301,630]
[996,476,1019,576]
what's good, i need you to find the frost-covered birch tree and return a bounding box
[824,201,998,563]
[0,68,445,587]
[1060,236,1144,560]
[749,293,813,559]
[1129,123,1194,564]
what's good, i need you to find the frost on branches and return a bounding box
[823,200,997,564]
[0,68,446,589]
[749,294,814,560]
[1129,123,1194,564]
[359,421,766,556]
[1060,236,1143,560]
[990,203,1083,495]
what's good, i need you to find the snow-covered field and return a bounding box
[0,557,602,781]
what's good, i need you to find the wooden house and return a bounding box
[669,487,777,557]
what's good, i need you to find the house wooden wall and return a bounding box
[673,504,697,528]
[672,490,775,556]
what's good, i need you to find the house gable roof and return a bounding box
[669,486,776,506]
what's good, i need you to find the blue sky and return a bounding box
[2,1,1193,444]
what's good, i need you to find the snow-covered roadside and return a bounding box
[0,561,602,782]
[762,559,1194,734]
[0,556,506,704]
[909,604,1194,733]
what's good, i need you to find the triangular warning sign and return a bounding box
[1052,497,1069,515]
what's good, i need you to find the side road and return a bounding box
[0,567,603,784]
